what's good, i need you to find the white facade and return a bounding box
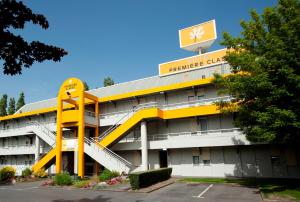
[0,64,299,178]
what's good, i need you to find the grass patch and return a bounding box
[179,177,300,201]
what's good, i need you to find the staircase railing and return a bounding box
[97,97,232,142]
[98,102,157,141]
[35,142,56,162]
[84,137,132,167]
[30,121,56,141]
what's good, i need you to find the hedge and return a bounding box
[129,167,172,189]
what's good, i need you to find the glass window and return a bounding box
[200,119,208,133]
[193,156,200,166]
[203,160,211,165]
[188,96,195,102]
[198,95,205,100]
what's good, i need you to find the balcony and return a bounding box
[0,144,49,155]
[85,111,97,126]
[0,121,56,138]
[113,128,251,150]
[99,96,231,127]
[61,110,79,123]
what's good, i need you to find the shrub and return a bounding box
[54,172,73,186]
[99,169,120,181]
[21,168,32,178]
[73,179,90,188]
[33,168,48,178]
[129,167,172,189]
[0,166,16,182]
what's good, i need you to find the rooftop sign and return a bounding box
[179,20,217,52]
[159,48,228,76]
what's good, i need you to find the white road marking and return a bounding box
[0,186,38,191]
[193,184,213,199]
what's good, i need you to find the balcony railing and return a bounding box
[99,96,231,120]
[0,120,56,133]
[119,128,242,143]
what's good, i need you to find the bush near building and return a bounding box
[33,168,48,178]
[129,168,172,189]
[0,166,16,182]
[54,172,73,186]
[99,169,120,181]
[21,168,32,178]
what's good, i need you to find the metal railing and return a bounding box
[99,96,231,120]
[30,121,56,141]
[119,128,241,142]
[84,137,132,167]
[98,102,157,141]
[35,142,56,162]
[85,111,96,117]
[98,97,232,141]
[0,120,56,133]
[161,96,231,110]
[0,144,41,149]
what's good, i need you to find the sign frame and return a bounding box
[179,19,217,52]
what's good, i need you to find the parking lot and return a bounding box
[0,181,262,202]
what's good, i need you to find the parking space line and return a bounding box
[0,186,38,191]
[192,184,213,199]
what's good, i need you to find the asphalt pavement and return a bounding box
[0,180,262,202]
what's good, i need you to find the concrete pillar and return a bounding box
[141,121,148,171]
[35,135,40,162]
[74,149,78,175]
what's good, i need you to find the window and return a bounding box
[271,156,280,166]
[198,95,205,100]
[188,96,195,102]
[203,160,211,165]
[29,137,33,145]
[200,119,208,134]
[193,156,200,166]
[25,161,28,166]
[202,148,211,166]
[29,160,32,165]
[202,75,206,79]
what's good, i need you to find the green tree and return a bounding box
[0,94,8,116]
[213,0,300,144]
[0,0,67,75]
[16,92,25,111]
[83,81,89,91]
[7,97,15,115]
[103,77,114,87]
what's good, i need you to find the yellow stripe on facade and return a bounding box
[0,75,225,121]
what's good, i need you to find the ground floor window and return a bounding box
[193,156,200,166]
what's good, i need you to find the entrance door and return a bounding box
[159,150,168,168]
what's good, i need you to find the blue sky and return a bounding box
[0,0,276,103]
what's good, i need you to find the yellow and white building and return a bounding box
[0,20,299,178]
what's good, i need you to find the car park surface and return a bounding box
[0,180,262,202]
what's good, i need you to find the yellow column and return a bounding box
[77,91,85,178]
[56,98,63,174]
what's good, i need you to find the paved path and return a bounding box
[0,181,262,202]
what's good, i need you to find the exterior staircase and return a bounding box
[31,97,228,174]
[30,121,56,146]
[84,137,133,174]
